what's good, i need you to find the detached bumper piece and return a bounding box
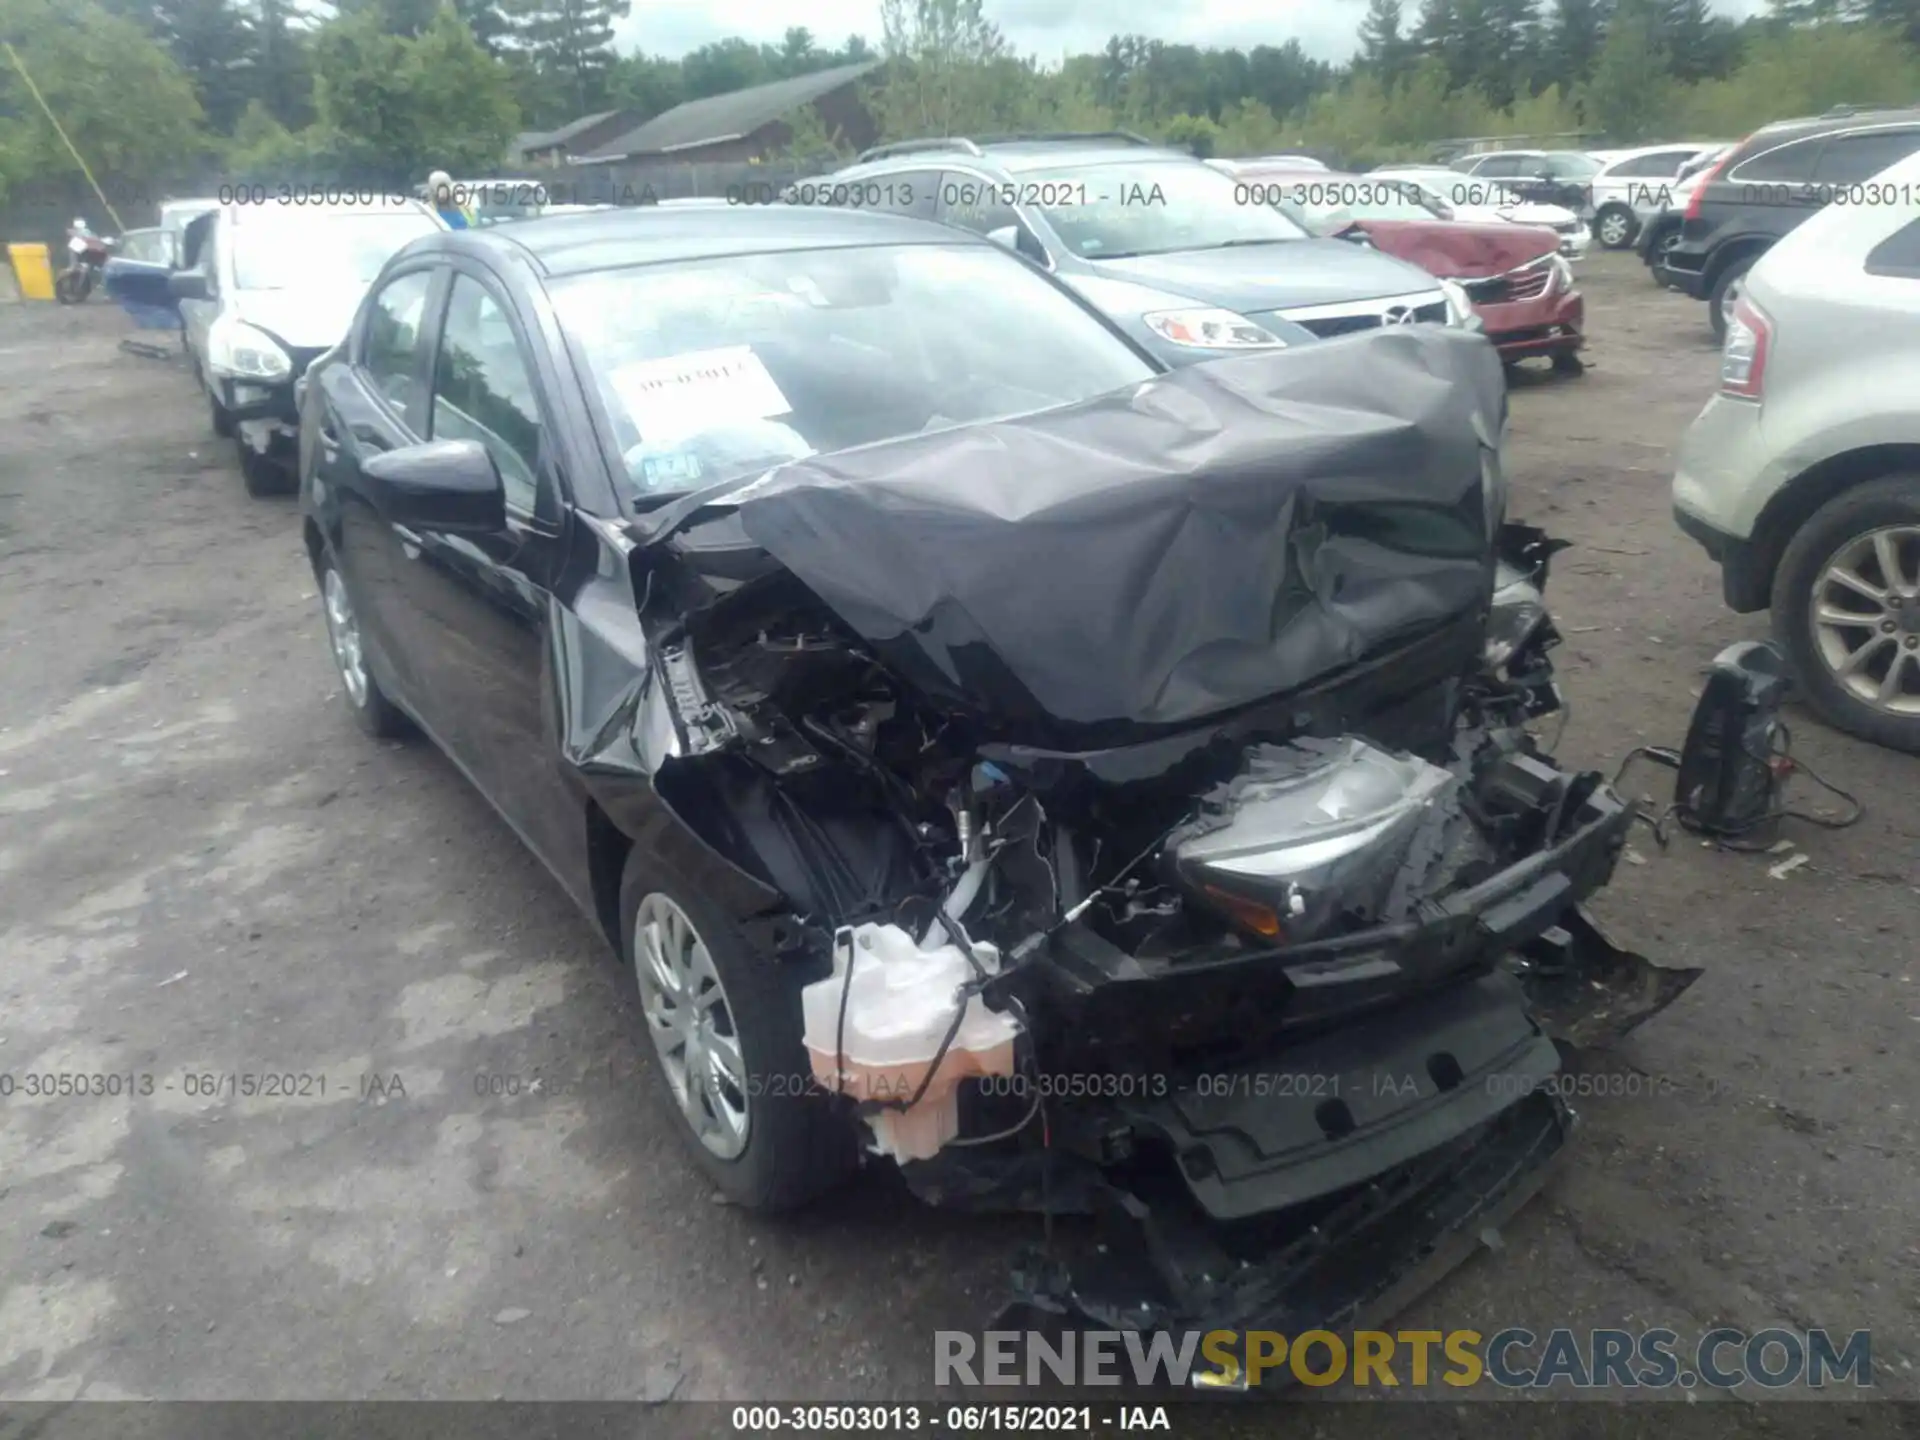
[989,922,1697,1379]
[1000,975,1574,1382]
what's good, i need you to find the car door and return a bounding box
[176,212,221,368]
[1459,153,1524,207]
[103,227,178,326]
[1714,135,1826,241]
[311,263,447,707]
[936,170,1052,265]
[387,265,588,890]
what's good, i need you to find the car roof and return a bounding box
[219,198,440,224]
[849,138,1194,176]
[440,204,991,277]
[1738,107,1920,150]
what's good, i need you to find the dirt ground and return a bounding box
[1,255,1917,1425]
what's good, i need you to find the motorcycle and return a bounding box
[56,229,113,304]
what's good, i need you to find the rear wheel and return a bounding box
[619,850,857,1210]
[1594,204,1637,250]
[54,268,85,304]
[318,553,410,738]
[1771,476,1920,753]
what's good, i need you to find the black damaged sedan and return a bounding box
[298,206,1696,1361]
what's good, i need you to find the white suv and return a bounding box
[1672,149,1920,751]
[1584,143,1720,249]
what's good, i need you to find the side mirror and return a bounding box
[363,439,505,534]
[986,224,1020,251]
[169,270,210,301]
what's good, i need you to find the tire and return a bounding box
[54,269,84,304]
[1552,351,1586,376]
[237,435,294,498]
[1770,475,1920,753]
[618,848,857,1211]
[1594,204,1637,250]
[207,375,236,438]
[316,551,411,739]
[1708,254,1757,346]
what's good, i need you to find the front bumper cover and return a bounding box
[987,911,1698,1381]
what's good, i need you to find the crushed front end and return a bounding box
[626,328,1699,1367]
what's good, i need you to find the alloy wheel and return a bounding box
[1809,524,1920,716]
[321,567,368,707]
[632,892,750,1159]
[1597,211,1632,247]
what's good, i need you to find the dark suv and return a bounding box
[1664,106,1920,342]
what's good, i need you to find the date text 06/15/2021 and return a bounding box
[730,1405,1174,1433]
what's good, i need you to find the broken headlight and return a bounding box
[1165,738,1457,945]
[1485,559,1547,670]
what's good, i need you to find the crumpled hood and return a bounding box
[232,286,370,351]
[1353,219,1560,279]
[1083,239,1441,313]
[726,325,1508,738]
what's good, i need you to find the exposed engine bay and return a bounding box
[628,329,1700,1364]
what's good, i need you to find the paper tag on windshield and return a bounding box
[609,346,791,444]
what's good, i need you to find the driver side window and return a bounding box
[360,269,436,428]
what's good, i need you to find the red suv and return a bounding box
[1226,165,1586,374]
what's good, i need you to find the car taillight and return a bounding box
[1685,145,1738,220]
[1720,294,1772,399]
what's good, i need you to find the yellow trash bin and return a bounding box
[8,242,57,301]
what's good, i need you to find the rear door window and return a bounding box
[1473,154,1526,178]
[1865,216,1920,278]
[1732,137,1822,182]
[1813,128,1920,185]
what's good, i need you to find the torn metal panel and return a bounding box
[722,326,1508,738]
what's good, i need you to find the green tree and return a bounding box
[1161,111,1222,156]
[0,0,208,197]
[868,0,1023,138]
[1582,0,1671,141]
[1359,0,1414,82]
[303,5,517,183]
[506,0,629,118]
[1541,0,1606,88]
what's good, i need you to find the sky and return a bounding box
[616,0,1771,68]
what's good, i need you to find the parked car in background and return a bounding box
[1230,167,1584,373]
[1584,143,1721,249]
[1663,107,1920,342]
[824,134,1485,364]
[1209,153,1328,171]
[1368,166,1592,260]
[162,196,446,494]
[1672,147,1920,752]
[1450,149,1603,210]
[1635,147,1733,284]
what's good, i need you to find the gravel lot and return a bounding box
[2,254,1917,1421]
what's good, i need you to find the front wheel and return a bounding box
[1594,204,1637,250]
[1771,475,1920,753]
[1552,351,1586,376]
[619,851,857,1210]
[54,268,86,304]
[237,435,294,498]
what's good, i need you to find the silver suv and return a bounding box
[1672,149,1920,751]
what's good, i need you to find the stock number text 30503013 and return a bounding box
[730,1403,1176,1434]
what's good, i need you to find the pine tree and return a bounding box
[1358,0,1412,82]
[505,0,631,120]
[1481,0,1541,106]
[1541,0,1606,89]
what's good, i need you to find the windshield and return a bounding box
[1021,159,1310,259]
[549,242,1157,500]
[230,210,441,290]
